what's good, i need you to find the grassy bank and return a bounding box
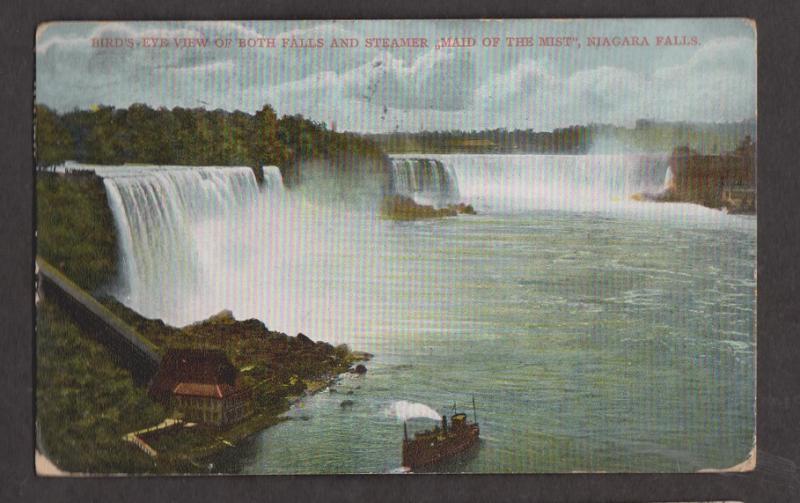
[36,302,165,473]
[36,172,118,292]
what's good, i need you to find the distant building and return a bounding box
[149,349,251,426]
[721,184,755,212]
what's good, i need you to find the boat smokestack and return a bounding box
[442,415,447,434]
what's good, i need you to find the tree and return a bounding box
[35,105,74,168]
[35,103,389,187]
[252,105,289,168]
[85,106,121,164]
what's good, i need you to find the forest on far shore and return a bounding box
[367,118,756,155]
[34,104,389,186]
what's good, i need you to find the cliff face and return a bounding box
[663,138,755,213]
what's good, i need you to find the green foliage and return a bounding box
[35,105,74,167]
[36,302,167,473]
[59,104,290,168]
[36,299,357,473]
[37,173,117,291]
[37,103,388,185]
[255,105,291,168]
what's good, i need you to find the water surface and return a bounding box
[95,154,755,473]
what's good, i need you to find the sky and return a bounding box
[36,19,756,133]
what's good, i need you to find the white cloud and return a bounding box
[35,22,756,132]
[335,50,474,112]
[471,36,755,131]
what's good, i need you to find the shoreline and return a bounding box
[36,278,375,474]
[631,191,756,216]
[152,352,373,473]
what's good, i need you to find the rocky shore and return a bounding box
[95,298,372,471]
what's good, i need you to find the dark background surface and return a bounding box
[2,1,798,501]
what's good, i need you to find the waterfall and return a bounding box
[389,158,460,207]
[93,164,282,319]
[663,165,675,191]
[391,154,670,213]
[261,165,284,191]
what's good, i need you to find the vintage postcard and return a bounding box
[34,19,756,475]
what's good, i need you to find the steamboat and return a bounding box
[401,399,480,470]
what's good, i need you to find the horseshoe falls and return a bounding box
[389,154,671,212]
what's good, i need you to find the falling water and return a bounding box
[97,165,282,319]
[390,154,670,212]
[389,158,460,207]
[663,165,675,191]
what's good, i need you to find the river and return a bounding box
[93,154,755,473]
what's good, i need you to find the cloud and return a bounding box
[474,36,755,130]
[258,49,477,119]
[36,22,242,109]
[650,36,756,122]
[35,21,755,132]
[340,50,475,111]
[36,21,388,112]
[476,60,555,103]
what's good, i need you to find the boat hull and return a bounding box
[402,424,480,469]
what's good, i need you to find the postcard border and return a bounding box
[3,0,799,502]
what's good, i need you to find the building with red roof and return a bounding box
[149,349,251,426]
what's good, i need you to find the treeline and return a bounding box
[35,104,389,185]
[368,119,756,155]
